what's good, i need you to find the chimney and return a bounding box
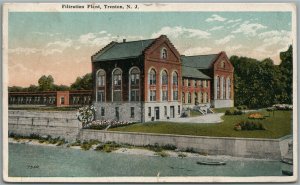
[123,39,126,43]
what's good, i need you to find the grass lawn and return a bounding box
[109,109,292,139]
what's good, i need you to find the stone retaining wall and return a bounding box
[79,130,291,160]
[8,110,81,141]
[8,110,291,159]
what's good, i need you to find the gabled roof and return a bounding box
[93,39,155,62]
[181,54,219,69]
[182,66,211,79]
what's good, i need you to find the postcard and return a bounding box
[2,3,297,183]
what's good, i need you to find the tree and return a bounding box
[70,73,92,90]
[38,75,54,91]
[279,45,293,104]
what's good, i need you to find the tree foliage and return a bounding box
[38,75,54,91]
[70,73,92,90]
[230,45,293,108]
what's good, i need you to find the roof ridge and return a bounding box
[181,53,218,57]
[115,38,155,44]
[91,41,117,61]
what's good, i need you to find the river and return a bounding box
[8,143,290,177]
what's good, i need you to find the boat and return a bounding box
[282,170,293,176]
[197,161,226,165]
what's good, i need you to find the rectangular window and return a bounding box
[60,97,65,104]
[113,91,121,101]
[148,107,151,117]
[97,91,105,102]
[162,91,168,101]
[164,106,167,116]
[200,80,203,88]
[101,107,105,116]
[173,91,178,101]
[194,80,197,87]
[150,90,156,101]
[178,105,181,114]
[98,76,105,86]
[188,80,191,87]
[130,107,135,118]
[131,90,140,101]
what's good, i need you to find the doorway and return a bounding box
[155,107,160,120]
[170,106,175,118]
[115,107,119,120]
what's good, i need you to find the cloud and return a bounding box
[215,35,235,45]
[183,47,212,55]
[225,44,243,51]
[209,26,224,31]
[152,26,210,39]
[232,21,267,36]
[8,47,40,55]
[32,32,62,37]
[205,14,227,22]
[226,19,242,24]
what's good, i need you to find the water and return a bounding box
[9,143,289,177]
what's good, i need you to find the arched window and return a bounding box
[149,69,156,85]
[203,92,208,103]
[182,92,185,103]
[161,48,167,59]
[188,92,191,104]
[221,61,225,69]
[96,69,106,102]
[129,67,140,101]
[172,72,178,101]
[199,92,202,103]
[161,70,168,101]
[194,92,198,105]
[223,77,226,100]
[216,76,220,99]
[148,68,157,101]
[112,68,122,102]
[227,77,231,99]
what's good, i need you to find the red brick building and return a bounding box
[92,35,234,122]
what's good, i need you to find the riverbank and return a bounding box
[8,138,277,162]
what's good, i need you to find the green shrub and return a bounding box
[155,151,169,157]
[178,153,187,158]
[225,109,243,115]
[185,147,197,153]
[146,143,163,152]
[234,121,266,131]
[94,141,120,152]
[162,144,177,150]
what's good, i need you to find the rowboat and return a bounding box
[197,161,226,165]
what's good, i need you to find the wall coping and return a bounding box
[82,129,290,142]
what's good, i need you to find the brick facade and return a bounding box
[92,35,234,122]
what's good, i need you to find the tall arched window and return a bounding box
[194,92,198,105]
[222,76,226,99]
[129,67,140,101]
[149,68,156,101]
[96,69,106,102]
[172,71,178,101]
[161,70,168,101]
[112,68,122,102]
[227,77,231,99]
[203,92,208,103]
[199,92,202,103]
[188,92,191,104]
[161,48,167,59]
[216,76,220,99]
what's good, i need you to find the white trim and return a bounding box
[95,69,106,103]
[128,66,141,102]
[111,67,123,102]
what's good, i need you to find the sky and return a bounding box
[8,11,292,87]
